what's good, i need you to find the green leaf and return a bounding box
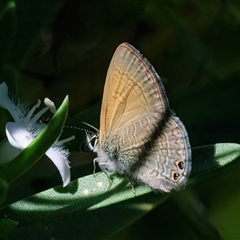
[1,172,155,222]
[191,143,240,177]
[1,143,239,239]
[0,171,168,239]
[1,193,167,240]
[0,95,69,185]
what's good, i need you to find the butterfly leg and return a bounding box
[124,173,136,196]
[93,158,113,189]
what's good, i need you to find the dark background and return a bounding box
[3,0,240,239]
[19,0,240,147]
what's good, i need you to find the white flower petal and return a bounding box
[0,83,73,187]
[44,98,56,113]
[6,122,33,149]
[23,99,41,125]
[0,82,25,123]
[29,106,49,126]
[46,147,70,187]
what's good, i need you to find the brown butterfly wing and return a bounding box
[98,42,191,192]
[99,42,169,143]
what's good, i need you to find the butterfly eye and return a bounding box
[89,135,98,150]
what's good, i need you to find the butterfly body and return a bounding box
[87,42,191,192]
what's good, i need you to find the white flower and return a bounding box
[0,82,75,187]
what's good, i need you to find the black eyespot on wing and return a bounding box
[173,172,180,181]
[178,161,184,170]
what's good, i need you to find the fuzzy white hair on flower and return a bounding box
[0,82,74,187]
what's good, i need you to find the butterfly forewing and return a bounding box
[99,43,169,141]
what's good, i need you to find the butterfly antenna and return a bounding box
[64,125,82,131]
[82,121,99,132]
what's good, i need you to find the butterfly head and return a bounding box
[82,122,99,152]
[85,129,99,152]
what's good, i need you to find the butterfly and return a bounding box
[85,42,191,192]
